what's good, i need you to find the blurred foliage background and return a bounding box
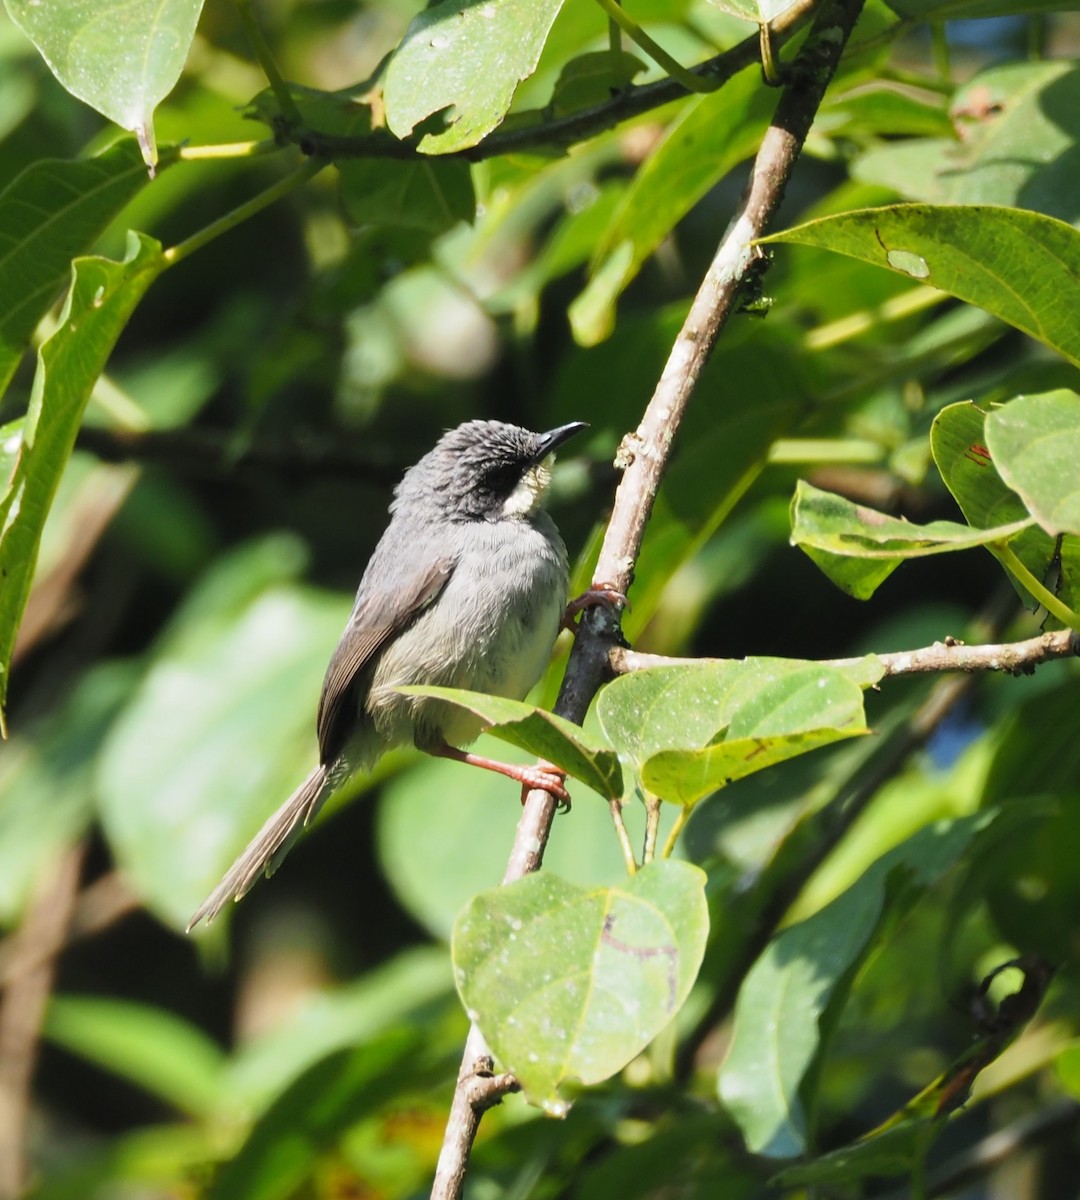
[4,0,1080,1197]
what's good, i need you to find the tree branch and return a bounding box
[430,1,867,1195]
[612,628,1080,680]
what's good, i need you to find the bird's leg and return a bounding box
[561,581,628,631]
[427,741,571,808]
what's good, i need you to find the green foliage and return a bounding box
[3,0,1080,1197]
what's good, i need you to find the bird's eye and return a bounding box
[482,463,520,494]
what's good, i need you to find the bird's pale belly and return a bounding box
[364,525,566,753]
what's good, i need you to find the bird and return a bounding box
[188,419,587,929]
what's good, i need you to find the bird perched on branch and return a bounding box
[188,419,588,929]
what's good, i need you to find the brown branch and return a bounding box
[430,2,867,1195]
[612,628,1080,680]
[295,0,822,162]
[0,844,85,1200]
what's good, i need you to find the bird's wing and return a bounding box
[316,554,455,762]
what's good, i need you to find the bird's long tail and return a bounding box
[187,763,330,930]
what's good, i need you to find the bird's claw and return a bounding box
[562,582,628,631]
[519,765,571,812]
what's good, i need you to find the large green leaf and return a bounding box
[854,63,1080,226]
[337,158,476,234]
[985,390,1080,537]
[763,205,1080,368]
[395,685,623,799]
[0,231,164,731]
[384,0,566,154]
[44,995,226,1119]
[596,660,872,808]
[718,813,992,1158]
[454,861,708,1111]
[0,139,162,402]
[97,540,352,930]
[6,0,204,170]
[789,479,1034,599]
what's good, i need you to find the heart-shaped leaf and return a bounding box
[454,861,708,1111]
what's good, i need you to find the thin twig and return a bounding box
[430,3,866,1195]
[0,845,84,1199]
[611,628,1080,680]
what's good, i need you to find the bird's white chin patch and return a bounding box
[502,454,553,517]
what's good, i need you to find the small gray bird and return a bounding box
[188,419,586,929]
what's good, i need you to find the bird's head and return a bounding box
[393,420,588,522]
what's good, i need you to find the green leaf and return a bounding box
[763,205,1080,368]
[985,390,1080,537]
[6,0,205,170]
[337,158,475,235]
[394,685,623,799]
[771,1118,940,1187]
[548,50,646,116]
[44,995,226,1118]
[207,1032,422,1200]
[886,0,1080,16]
[703,0,801,21]
[0,139,162,402]
[718,813,992,1158]
[454,861,708,1111]
[789,479,1034,599]
[0,231,164,731]
[853,63,1080,224]
[570,72,772,345]
[384,0,566,154]
[597,658,878,805]
[931,399,1080,618]
[641,671,869,807]
[97,578,351,931]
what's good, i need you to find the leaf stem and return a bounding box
[591,0,718,93]
[992,543,1080,632]
[642,795,661,864]
[162,159,325,267]
[234,0,303,127]
[178,140,280,160]
[609,798,639,875]
[660,808,689,859]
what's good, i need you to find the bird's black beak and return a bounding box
[535,421,588,459]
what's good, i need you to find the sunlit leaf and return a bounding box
[764,205,1080,368]
[0,231,164,731]
[384,0,566,153]
[395,685,623,799]
[454,861,708,1110]
[6,0,205,170]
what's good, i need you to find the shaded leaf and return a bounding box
[0,139,162,402]
[0,232,164,730]
[718,813,992,1157]
[853,62,1080,226]
[570,72,772,345]
[789,479,1034,599]
[97,542,351,930]
[207,1032,422,1200]
[338,157,475,234]
[6,0,205,169]
[548,50,646,116]
[44,995,226,1119]
[384,0,566,154]
[763,205,1080,368]
[985,389,1080,537]
[395,685,623,799]
[454,861,708,1110]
